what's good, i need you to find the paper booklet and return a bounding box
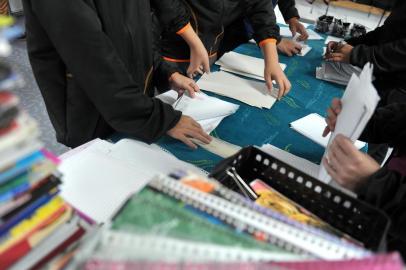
[74,230,301,264]
[290,113,366,149]
[197,71,279,109]
[215,51,287,82]
[263,63,379,187]
[156,90,239,134]
[70,174,371,265]
[145,175,369,260]
[79,253,404,270]
[59,139,206,224]
[316,61,362,85]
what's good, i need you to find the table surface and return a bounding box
[153,32,346,173]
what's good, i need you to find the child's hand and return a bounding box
[287,17,309,41]
[277,39,302,57]
[169,72,200,98]
[264,63,291,100]
[187,42,210,78]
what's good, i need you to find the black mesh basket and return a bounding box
[210,146,390,251]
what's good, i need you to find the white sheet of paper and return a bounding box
[174,92,239,121]
[197,71,278,109]
[324,36,344,44]
[280,27,294,37]
[307,29,323,40]
[192,136,242,158]
[59,138,206,223]
[215,52,286,82]
[297,45,312,56]
[109,139,206,177]
[319,63,380,183]
[59,141,150,224]
[220,66,264,81]
[156,90,238,133]
[290,113,366,149]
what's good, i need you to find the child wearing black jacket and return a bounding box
[159,0,292,99]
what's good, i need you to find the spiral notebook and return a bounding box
[146,175,370,260]
[82,253,403,270]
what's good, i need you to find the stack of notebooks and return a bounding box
[0,21,92,269]
[65,171,404,269]
[0,95,91,270]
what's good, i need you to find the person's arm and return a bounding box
[29,0,181,143]
[152,0,209,77]
[277,0,299,22]
[260,40,291,98]
[243,0,291,97]
[350,38,406,74]
[277,0,308,41]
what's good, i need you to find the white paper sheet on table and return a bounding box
[297,44,312,56]
[197,71,278,109]
[59,140,149,224]
[290,113,366,149]
[59,139,206,223]
[215,51,286,82]
[156,90,239,133]
[324,36,344,44]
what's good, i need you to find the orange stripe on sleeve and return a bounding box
[176,22,191,35]
[259,38,277,48]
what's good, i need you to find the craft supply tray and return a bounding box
[210,146,390,251]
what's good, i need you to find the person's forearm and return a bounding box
[177,23,202,48]
[260,39,279,67]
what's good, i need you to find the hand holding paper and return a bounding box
[323,135,380,191]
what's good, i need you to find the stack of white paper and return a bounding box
[316,61,362,85]
[215,51,286,81]
[290,113,366,149]
[59,139,205,223]
[156,90,239,133]
[197,71,278,109]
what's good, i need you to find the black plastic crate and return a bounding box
[210,146,390,251]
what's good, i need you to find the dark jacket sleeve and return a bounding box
[244,0,281,44]
[277,0,300,22]
[346,25,389,47]
[151,13,183,92]
[356,167,406,254]
[360,102,406,148]
[151,0,190,33]
[29,0,180,143]
[349,38,406,75]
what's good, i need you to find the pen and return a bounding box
[173,93,184,109]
